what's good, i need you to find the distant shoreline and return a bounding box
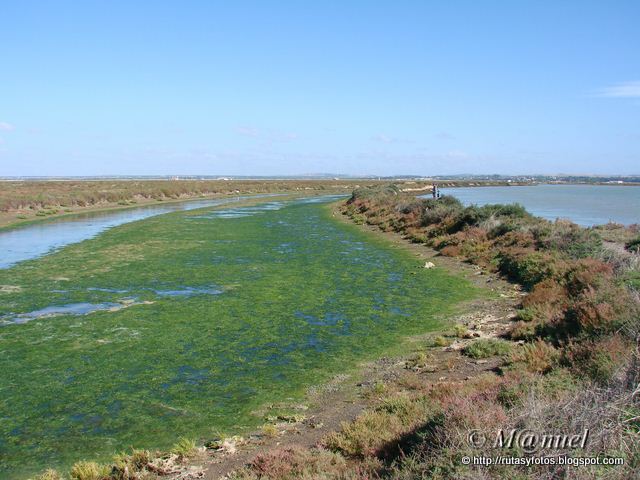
[2,179,639,231]
[0,179,370,230]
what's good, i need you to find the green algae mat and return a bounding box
[0,197,479,478]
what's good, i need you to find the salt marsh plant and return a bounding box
[69,461,110,480]
[170,437,197,459]
[463,338,512,359]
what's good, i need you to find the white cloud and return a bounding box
[596,81,640,98]
[371,133,397,143]
[444,150,469,159]
[434,132,455,140]
[0,122,14,131]
[235,125,260,137]
[371,133,416,144]
[281,132,298,141]
[235,125,297,143]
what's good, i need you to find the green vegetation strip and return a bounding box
[0,197,479,479]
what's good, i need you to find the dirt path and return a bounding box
[172,204,521,480]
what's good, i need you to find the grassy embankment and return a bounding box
[0,180,381,229]
[1,195,480,479]
[227,185,640,480]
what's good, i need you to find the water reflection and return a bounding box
[0,194,283,269]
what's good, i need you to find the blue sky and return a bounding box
[1,1,639,176]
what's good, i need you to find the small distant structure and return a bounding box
[400,185,432,193]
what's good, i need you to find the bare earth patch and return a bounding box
[0,284,22,294]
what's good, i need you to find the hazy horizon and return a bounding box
[3,172,640,180]
[1,1,639,177]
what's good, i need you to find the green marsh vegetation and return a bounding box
[0,196,480,478]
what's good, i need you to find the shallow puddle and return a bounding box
[152,286,223,297]
[189,201,286,219]
[1,302,124,325]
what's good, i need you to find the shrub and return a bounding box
[565,335,632,384]
[497,248,565,288]
[433,228,494,265]
[375,395,427,425]
[449,203,529,233]
[519,278,568,326]
[423,195,462,209]
[350,184,400,202]
[439,244,462,257]
[492,229,535,248]
[404,227,428,243]
[421,204,460,227]
[536,220,603,259]
[446,205,487,231]
[510,340,558,373]
[324,410,404,457]
[565,283,634,334]
[463,338,512,359]
[396,201,424,228]
[486,203,530,218]
[621,269,640,290]
[626,236,640,253]
[457,230,493,265]
[515,307,537,322]
[564,258,613,296]
[509,320,538,341]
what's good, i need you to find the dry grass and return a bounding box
[170,437,197,459]
[69,461,111,480]
[32,470,64,480]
